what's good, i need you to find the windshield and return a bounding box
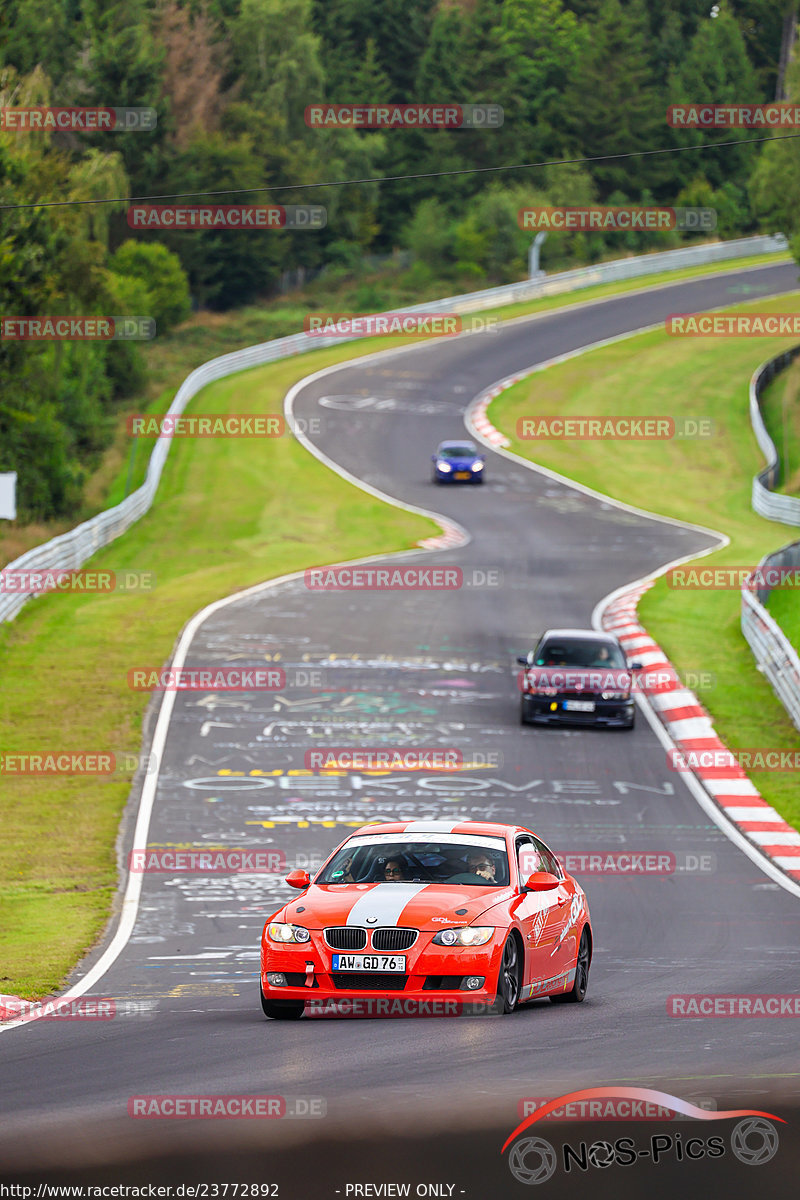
[437,444,477,460]
[533,638,627,669]
[317,838,509,886]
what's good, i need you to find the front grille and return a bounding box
[332,974,408,991]
[372,928,418,952]
[325,927,367,951]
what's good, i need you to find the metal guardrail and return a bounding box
[742,345,800,732]
[0,233,790,624]
[741,542,800,733]
[750,344,800,524]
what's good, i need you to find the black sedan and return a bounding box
[518,629,641,729]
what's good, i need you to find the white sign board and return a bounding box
[0,472,17,520]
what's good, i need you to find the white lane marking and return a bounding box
[344,885,429,927]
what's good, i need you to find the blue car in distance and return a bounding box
[431,440,485,485]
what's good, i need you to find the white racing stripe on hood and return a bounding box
[345,884,429,927]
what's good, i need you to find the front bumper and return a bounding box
[261,932,504,1008]
[522,692,635,726]
[434,465,482,482]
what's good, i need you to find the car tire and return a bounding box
[472,476,484,485]
[624,713,636,730]
[520,696,533,725]
[260,983,304,1020]
[550,927,590,1004]
[496,935,522,1014]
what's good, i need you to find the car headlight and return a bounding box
[601,690,630,700]
[535,686,559,696]
[432,926,494,946]
[472,461,484,470]
[268,922,310,943]
[437,461,452,472]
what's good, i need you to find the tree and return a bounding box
[560,0,669,200]
[109,240,191,333]
[749,53,800,239]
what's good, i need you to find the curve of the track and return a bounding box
[2,263,800,1148]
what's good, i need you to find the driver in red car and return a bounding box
[467,853,497,883]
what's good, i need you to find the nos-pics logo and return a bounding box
[502,1087,782,1185]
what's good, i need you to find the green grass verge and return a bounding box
[0,340,439,1000]
[489,294,800,832]
[767,586,800,659]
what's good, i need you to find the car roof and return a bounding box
[537,628,620,643]
[438,440,476,449]
[346,820,522,840]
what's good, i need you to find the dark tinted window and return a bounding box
[534,637,626,669]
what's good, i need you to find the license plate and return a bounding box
[332,954,406,972]
[564,699,595,712]
[454,471,470,480]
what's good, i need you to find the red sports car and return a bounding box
[259,820,592,1019]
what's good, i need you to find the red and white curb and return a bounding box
[418,520,468,550]
[604,583,800,885]
[467,386,800,886]
[471,389,513,447]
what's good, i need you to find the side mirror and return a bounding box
[517,655,532,666]
[286,868,311,889]
[524,871,560,892]
[629,661,643,671]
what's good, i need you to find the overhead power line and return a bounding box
[0,131,796,213]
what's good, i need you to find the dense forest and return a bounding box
[1,0,799,520]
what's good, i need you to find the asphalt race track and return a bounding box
[2,262,800,1195]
